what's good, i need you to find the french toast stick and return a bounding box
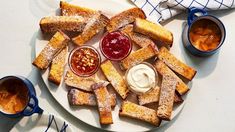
[106,8,146,32]
[40,16,86,33]
[120,24,159,54]
[32,31,69,70]
[67,89,116,108]
[120,44,156,70]
[100,60,129,99]
[64,70,100,92]
[91,82,113,125]
[119,101,161,126]
[157,75,177,121]
[137,86,160,106]
[48,46,68,85]
[60,1,96,17]
[158,47,197,81]
[134,18,173,47]
[72,13,109,45]
[138,86,183,105]
[154,60,189,95]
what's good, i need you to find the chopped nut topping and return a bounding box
[70,47,100,76]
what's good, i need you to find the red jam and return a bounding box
[69,46,100,76]
[100,31,132,61]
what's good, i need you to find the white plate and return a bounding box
[11,113,73,132]
[35,0,190,131]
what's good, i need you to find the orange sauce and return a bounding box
[70,47,99,76]
[0,79,28,114]
[189,19,221,51]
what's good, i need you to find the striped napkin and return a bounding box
[130,0,235,23]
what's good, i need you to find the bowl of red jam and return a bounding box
[68,46,101,77]
[100,31,132,61]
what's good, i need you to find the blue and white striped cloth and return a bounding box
[130,0,235,23]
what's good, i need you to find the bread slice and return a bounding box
[120,24,157,51]
[134,18,173,47]
[137,86,160,106]
[158,47,197,81]
[157,75,177,121]
[174,92,184,104]
[72,13,109,46]
[32,31,69,70]
[67,89,116,108]
[100,60,129,99]
[119,24,133,37]
[138,86,183,105]
[154,60,189,95]
[106,8,146,32]
[60,1,96,17]
[48,46,68,85]
[64,70,99,92]
[91,82,113,125]
[40,16,86,33]
[119,101,161,126]
[120,44,156,70]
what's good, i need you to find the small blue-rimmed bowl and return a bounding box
[0,76,43,118]
[182,7,226,57]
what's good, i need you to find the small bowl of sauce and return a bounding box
[125,62,158,95]
[183,7,226,56]
[0,76,43,117]
[189,19,222,52]
[68,46,101,77]
[100,31,132,61]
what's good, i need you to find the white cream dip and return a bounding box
[126,63,156,94]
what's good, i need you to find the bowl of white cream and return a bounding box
[125,62,158,95]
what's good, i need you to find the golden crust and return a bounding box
[32,31,69,70]
[137,86,160,106]
[72,13,109,45]
[158,47,197,81]
[119,101,161,126]
[48,46,68,85]
[138,86,184,105]
[67,89,116,108]
[60,1,97,17]
[40,16,86,33]
[120,44,156,70]
[120,24,134,36]
[100,60,129,99]
[157,75,177,121]
[91,82,113,125]
[154,60,190,95]
[64,70,98,92]
[120,24,158,51]
[134,18,173,47]
[106,8,146,32]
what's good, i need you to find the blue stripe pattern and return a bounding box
[45,115,68,132]
[132,0,235,22]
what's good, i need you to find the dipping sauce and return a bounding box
[189,19,222,51]
[0,79,28,114]
[126,63,157,95]
[100,31,132,61]
[69,46,100,77]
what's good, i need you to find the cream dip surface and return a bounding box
[126,63,156,94]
